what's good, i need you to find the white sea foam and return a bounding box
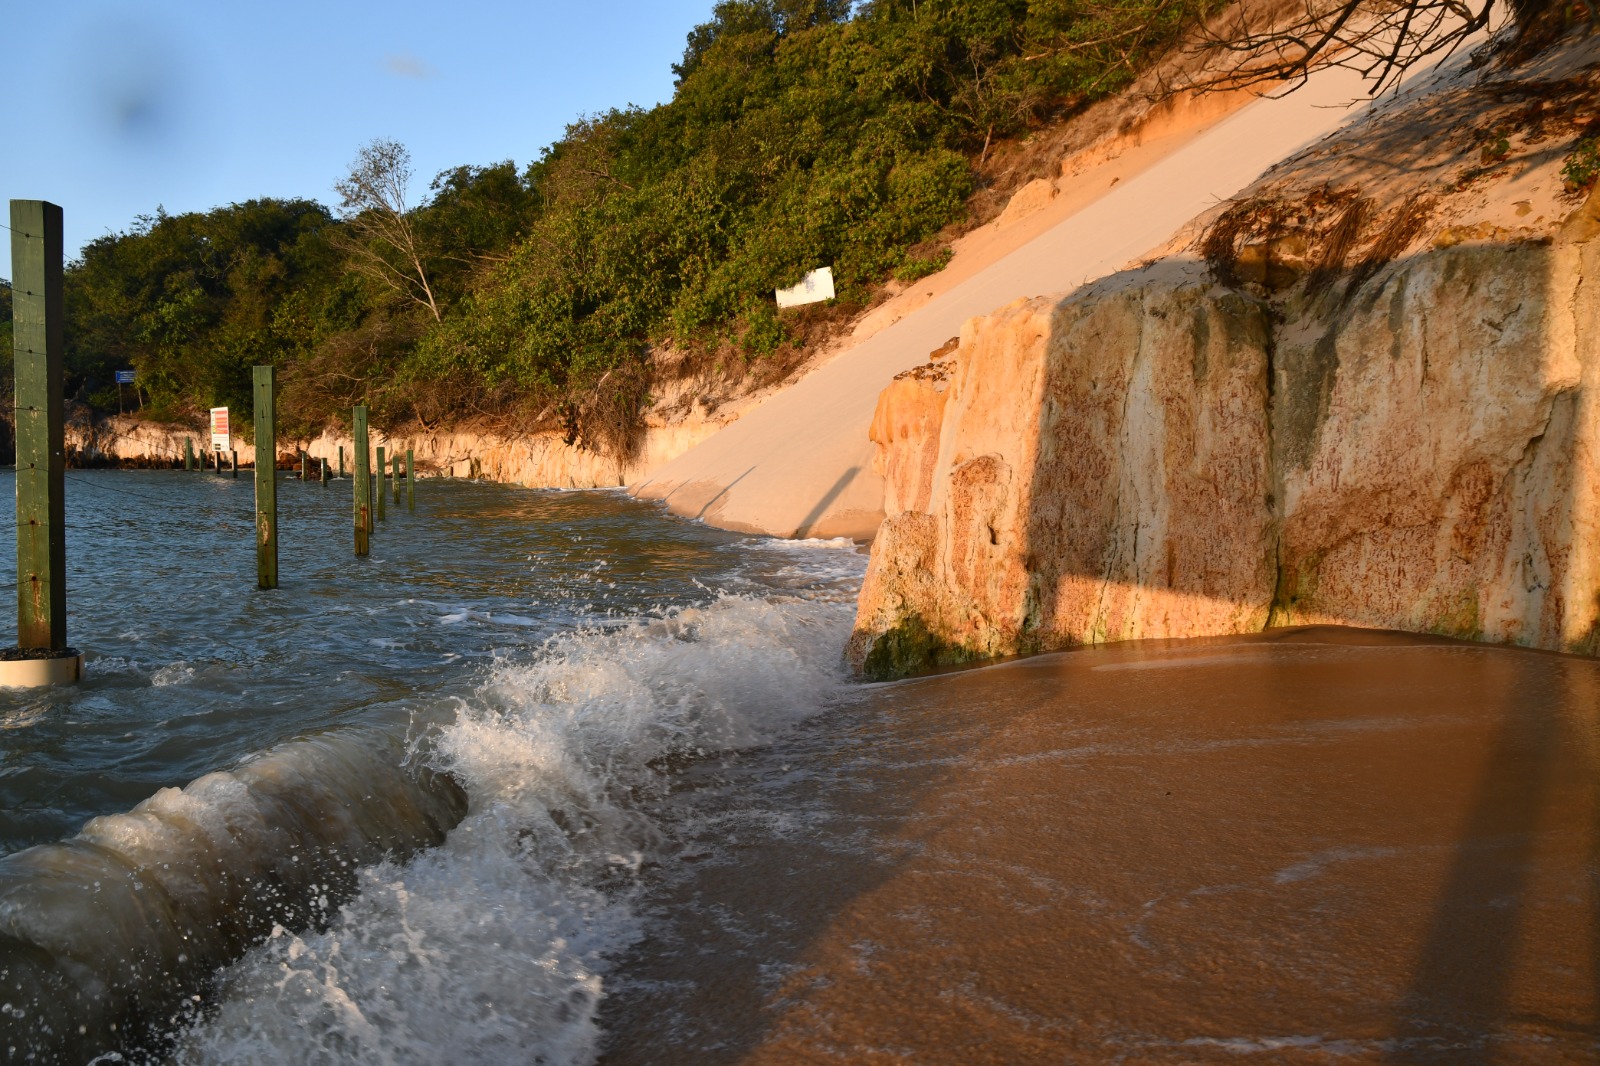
[175,590,856,1064]
[151,662,198,687]
[0,729,464,1060]
[81,655,143,676]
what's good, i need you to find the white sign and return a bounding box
[209,407,231,453]
[775,266,835,309]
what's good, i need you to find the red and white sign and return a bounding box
[210,407,231,453]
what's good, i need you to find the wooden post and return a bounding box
[10,200,68,651]
[376,445,387,522]
[299,450,308,481]
[231,449,239,479]
[353,406,370,556]
[184,436,194,471]
[338,445,345,479]
[252,366,278,590]
[406,449,415,510]
[321,457,329,485]
[393,453,402,504]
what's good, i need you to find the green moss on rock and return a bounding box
[859,613,981,682]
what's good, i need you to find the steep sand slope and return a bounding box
[630,61,1443,541]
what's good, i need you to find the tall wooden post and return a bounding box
[406,449,415,510]
[338,445,345,479]
[353,406,370,556]
[10,200,67,651]
[393,453,402,504]
[184,437,195,471]
[252,366,278,590]
[376,445,387,522]
[321,457,329,485]
[231,449,239,479]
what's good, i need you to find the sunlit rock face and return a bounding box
[850,238,1600,678]
[1271,239,1600,651]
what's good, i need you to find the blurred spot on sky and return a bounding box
[5,0,711,258]
[72,13,192,150]
[385,54,435,80]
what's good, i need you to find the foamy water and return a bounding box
[176,594,857,1064]
[0,474,866,1063]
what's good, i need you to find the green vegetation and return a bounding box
[1563,136,1600,192]
[36,0,1219,449]
[0,280,12,400]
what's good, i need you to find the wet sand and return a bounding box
[598,626,1600,1064]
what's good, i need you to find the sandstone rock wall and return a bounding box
[849,236,1600,677]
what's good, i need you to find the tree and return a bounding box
[421,162,537,268]
[65,199,339,418]
[1188,0,1593,96]
[673,0,853,81]
[334,139,442,321]
[0,279,13,401]
[48,1,1245,442]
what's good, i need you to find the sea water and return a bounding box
[0,470,865,1062]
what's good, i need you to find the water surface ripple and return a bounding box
[0,469,867,1062]
[0,470,851,854]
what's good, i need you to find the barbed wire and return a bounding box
[62,471,257,528]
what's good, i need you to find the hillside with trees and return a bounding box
[24,0,1221,452]
[14,0,1588,454]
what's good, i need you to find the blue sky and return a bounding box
[4,0,714,260]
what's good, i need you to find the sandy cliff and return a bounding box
[67,409,730,486]
[850,34,1600,676]
[627,57,1407,540]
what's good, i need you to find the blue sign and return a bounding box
[115,370,136,384]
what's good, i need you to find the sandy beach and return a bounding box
[599,626,1599,1064]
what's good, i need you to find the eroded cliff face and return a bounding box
[849,235,1600,677]
[66,416,726,487]
[1272,239,1600,649]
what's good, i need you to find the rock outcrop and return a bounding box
[851,231,1600,677]
[850,30,1600,677]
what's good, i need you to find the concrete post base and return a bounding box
[0,651,83,689]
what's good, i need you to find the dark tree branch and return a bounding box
[1181,0,1506,97]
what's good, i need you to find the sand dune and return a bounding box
[630,59,1448,541]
